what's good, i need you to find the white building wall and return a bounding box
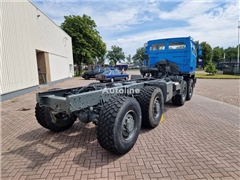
[0,0,74,95]
[0,0,3,94]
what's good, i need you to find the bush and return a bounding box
[204,62,218,75]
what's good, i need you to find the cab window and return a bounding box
[191,42,197,56]
[150,43,165,51]
[169,42,186,50]
[150,44,158,50]
[158,43,165,50]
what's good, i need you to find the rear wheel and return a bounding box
[35,103,76,132]
[35,103,50,129]
[172,80,187,106]
[125,76,128,80]
[110,78,114,82]
[186,78,194,101]
[136,86,164,128]
[97,96,142,154]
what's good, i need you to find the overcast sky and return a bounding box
[31,0,239,57]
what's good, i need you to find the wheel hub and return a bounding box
[126,117,134,132]
[153,98,160,118]
[122,113,135,139]
[182,83,187,100]
[50,110,69,124]
[189,83,193,96]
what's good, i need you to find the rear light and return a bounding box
[95,75,97,78]
[103,76,106,79]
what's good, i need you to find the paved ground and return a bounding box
[194,79,240,107]
[1,75,240,180]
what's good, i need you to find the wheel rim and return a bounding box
[182,82,187,100]
[189,82,193,97]
[121,110,136,141]
[153,97,161,119]
[50,110,70,125]
[111,78,114,82]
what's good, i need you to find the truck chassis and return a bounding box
[35,74,193,154]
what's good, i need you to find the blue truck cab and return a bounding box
[143,36,200,75]
[141,36,202,102]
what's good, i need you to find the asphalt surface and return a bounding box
[1,73,240,180]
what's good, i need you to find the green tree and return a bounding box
[224,46,237,61]
[61,15,106,75]
[204,62,218,75]
[200,42,213,67]
[126,54,132,64]
[132,47,145,65]
[94,36,107,64]
[106,45,125,65]
[97,54,107,65]
[109,60,115,66]
[212,46,224,63]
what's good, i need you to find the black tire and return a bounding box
[84,74,90,80]
[35,103,50,129]
[35,103,76,132]
[125,76,128,80]
[186,78,194,101]
[172,80,187,106]
[136,86,164,128]
[100,80,104,83]
[97,96,142,154]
